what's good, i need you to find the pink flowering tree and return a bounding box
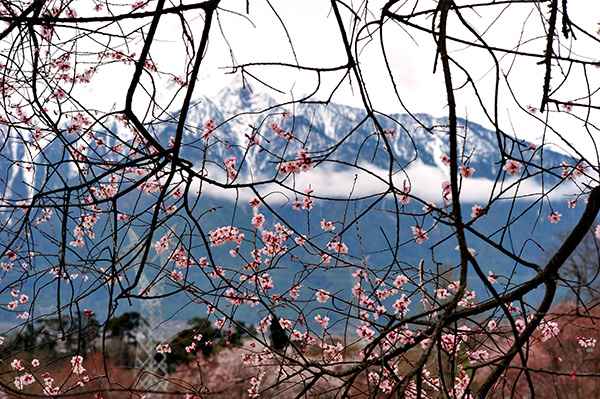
[0,0,600,398]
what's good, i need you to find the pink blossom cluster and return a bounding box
[441,180,452,205]
[70,213,100,248]
[577,335,597,348]
[315,289,330,303]
[92,179,119,199]
[44,380,60,396]
[249,197,261,208]
[50,53,71,73]
[269,120,293,141]
[224,287,242,305]
[256,315,272,334]
[13,373,35,390]
[11,359,24,371]
[70,355,86,375]
[369,371,431,396]
[277,150,314,174]
[142,60,157,72]
[208,226,244,247]
[383,128,397,140]
[241,347,273,398]
[278,318,292,330]
[132,0,148,10]
[537,320,560,343]
[7,292,28,311]
[36,208,53,224]
[440,331,469,356]
[248,272,274,291]
[356,324,375,341]
[458,290,476,308]
[154,236,169,254]
[561,161,586,180]
[435,287,451,299]
[171,76,187,87]
[171,270,183,283]
[251,214,265,229]
[138,177,163,194]
[471,204,483,219]
[440,153,451,166]
[320,341,344,363]
[289,330,316,346]
[548,211,562,224]
[294,235,306,246]
[327,239,348,255]
[459,165,475,178]
[375,287,396,302]
[1,261,15,271]
[399,182,410,205]
[314,314,329,329]
[102,49,135,64]
[69,144,88,163]
[393,274,410,289]
[67,112,92,136]
[503,159,523,175]
[392,294,411,316]
[214,317,226,328]
[202,119,217,139]
[411,225,428,244]
[506,302,521,314]
[260,224,292,257]
[289,284,301,300]
[467,349,490,364]
[156,344,172,353]
[320,219,335,231]
[185,341,197,353]
[449,368,472,399]
[292,188,314,211]
[422,201,435,213]
[224,156,237,179]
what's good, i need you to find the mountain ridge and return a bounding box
[0,77,572,205]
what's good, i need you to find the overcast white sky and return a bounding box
[77,0,600,164]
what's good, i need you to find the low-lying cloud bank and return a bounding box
[194,160,585,206]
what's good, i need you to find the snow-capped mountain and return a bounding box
[0,77,571,205]
[180,78,567,182]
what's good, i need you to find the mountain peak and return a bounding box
[214,76,277,112]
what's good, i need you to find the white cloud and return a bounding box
[191,159,587,207]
